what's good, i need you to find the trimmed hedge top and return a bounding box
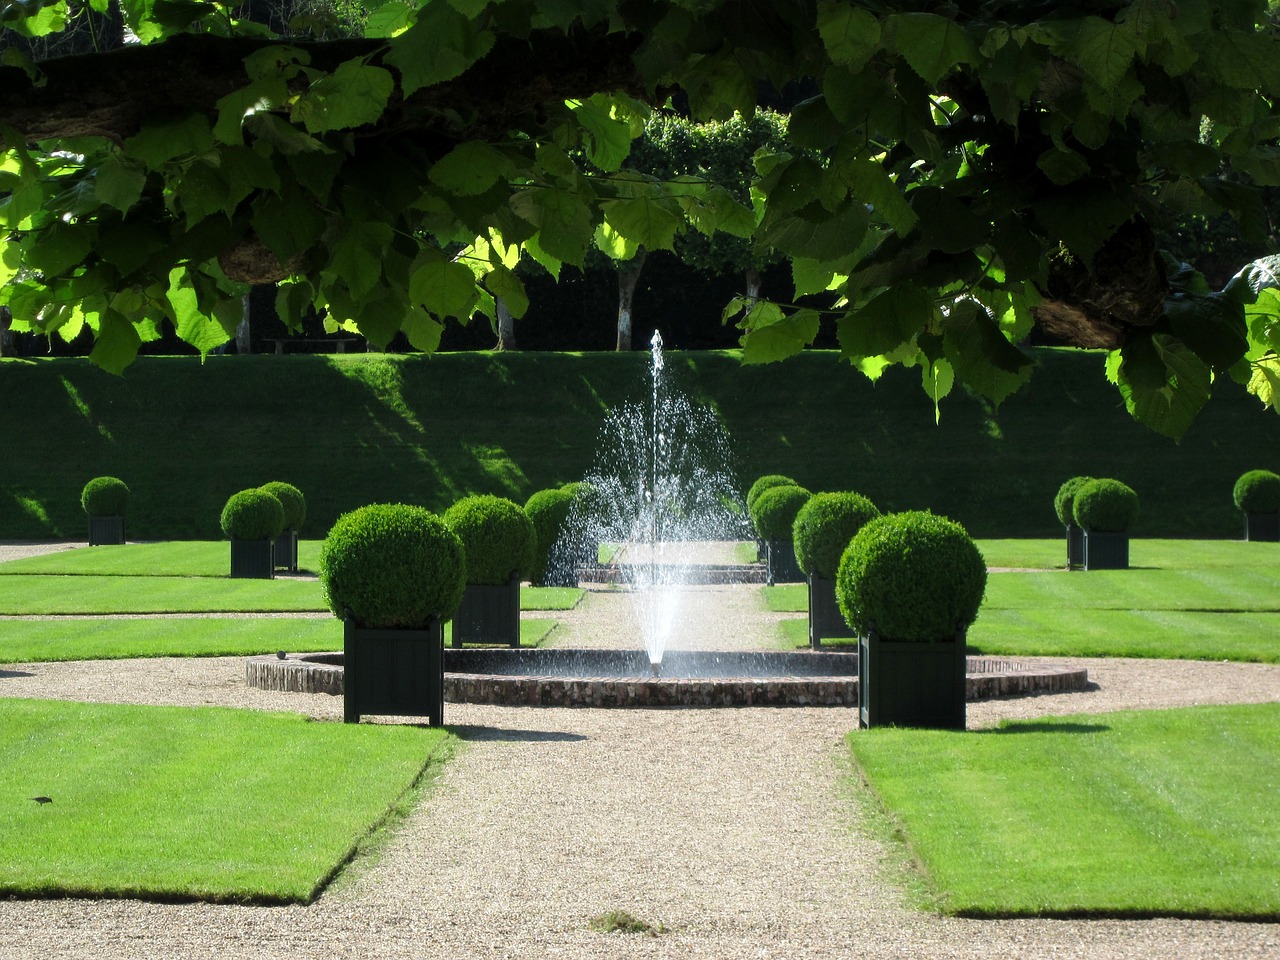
[836,511,987,642]
[750,484,812,541]
[746,474,797,512]
[1233,469,1280,513]
[80,476,129,517]
[220,489,285,541]
[792,491,881,580]
[524,485,578,584]
[443,494,536,585]
[319,503,466,628]
[1053,476,1093,527]
[1073,478,1139,532]
[259,481,306,531]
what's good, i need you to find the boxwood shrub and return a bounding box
[80,477,130,517]
[836,511,987,641]
[259,481,306,532]
[749,484,811,542]
[1233,469,1280,514]
[745,474,797,512]
[792,491,881,579]
[1053,476,1093,527]
[319,503,466,628]
[525,486,577,584]
[220,489,285,541]
[1072,478,1139,532]
[443,494,536,585]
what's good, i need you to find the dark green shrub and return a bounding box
[259,481,306,531]
[836,511,987,641]
[1073,478,1139,532]
[80,477,129,517]
[220,489,285,541]
[745,474,797,512]
[750,484,811,542]
[525,486,577,584]
[443,494,536,585]
[319,503,466,628]
[1233,469,1280,513]
[1053,476,1093,527]
[792,491,881,579]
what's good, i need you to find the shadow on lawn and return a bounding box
[988,721,1111,735]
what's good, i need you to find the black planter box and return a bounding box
[808,575,852,648]
[1083,530,1129,570]
[451,575,520,648]
[229,538,275,579]
[858,629,966,730]
[344,617,444,726]
[87,515,125,546]
[1245,513,1280,542]
[273,529,299,572]
[1065,524,1085,570]
[765,540,805,585]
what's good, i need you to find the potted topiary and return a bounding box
[81,476,129,546]
[792,491,881,648]
[749,484,811,584]
[443,494,536,648]
[525,486,579,587]
[320,503,466,726]
[745,474,797,560]
[220,488,285,579]
[1053,476,1093,570]
[1233,469,1280,542]
[837,511,986,730]
[260,481,306,573]
[1073,478,1139,570]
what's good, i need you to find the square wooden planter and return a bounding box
[451,575,520,648]
[1065,523,1085,570]
[344,617,444,726]
[1244,513,1280,542]
[229,538,275,579]
[1083,530,1129,570]
[765,540,804,585]
[87,515,125,546]
[808,575,852,648]
[273,529,299,572]
[858,630,966,730]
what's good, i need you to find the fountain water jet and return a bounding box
[549,331,750,671]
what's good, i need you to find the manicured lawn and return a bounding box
[0,575,326,614]
[0,541,322,577]
[0,698,454,903]
[848,703,1280,918]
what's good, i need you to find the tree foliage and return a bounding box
[4,0,1280,437]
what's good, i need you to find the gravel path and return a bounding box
[1,543,1279,958]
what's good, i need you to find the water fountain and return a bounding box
[247,331,1089,707]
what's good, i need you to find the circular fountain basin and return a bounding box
[246,648,1088,708]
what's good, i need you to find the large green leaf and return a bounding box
[94,154,147,213]
[1110,334,1214,441]
[429,141,516,197]
[837,284,933,359]
[889,13,978,86]
[409,252,478,320]
[87,310,143,376]
[941,298,1033,406]
[1246,355,1280,414]
[509,188,595,266]
[739,305,821,364]
[601,195,682,252]
[166,268,232,357]
[327,221,392,300]
[1075,17,1143,90]
[123,114,214,171]
[568,96,635,173]
[817,0,881,68]
[1164,292,1247,371]
[292,61,394,134]
[385,2,495,96]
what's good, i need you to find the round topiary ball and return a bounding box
[259,481,306,531]
[836,511,987,641]
[443,494,537,585]
[745,474,797,512]
[792,491,881,579]
[220,489,286,541]
[1233,469,1280,514]
[1072,478,1139,532]
[80,477,130,517]
[750,484,812,542]
[320,503,466,629]
[525,486,577,584]
[1053,476,1093,527]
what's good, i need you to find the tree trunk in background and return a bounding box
[0,306,11,358]
[745,267,763,300]
[236,294,252,354]
[495,296,517,350]
[616,248,647,351]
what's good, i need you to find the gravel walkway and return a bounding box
[1,543,1279,958]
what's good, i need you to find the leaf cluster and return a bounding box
[749,483,811,542]
[745,474,797,512]
[80,476,129,517]
[442,493,536,586]
[1052,475,1093,528]
[1072,478,1139,532]
[219,487,285,541]
[258,480,306,531]
[792,490,881,579]
[1232,469,1280,514]
[523,485,578,586]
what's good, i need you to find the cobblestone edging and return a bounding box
[246,651,1087,707]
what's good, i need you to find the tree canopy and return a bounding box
[4,0,1280,438]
